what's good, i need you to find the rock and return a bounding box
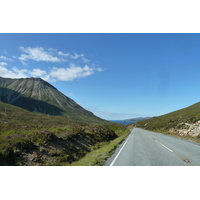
[191,128,200,137]
[168,128,176,134]
[188,132,193,137]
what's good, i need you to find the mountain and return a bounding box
[130,102,200,138]
[0,77,107,124]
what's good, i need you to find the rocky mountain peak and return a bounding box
[0,77,105,123]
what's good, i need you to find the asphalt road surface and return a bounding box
[104,128,200,166]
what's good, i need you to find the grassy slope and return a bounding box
[70,130,130,166]
[129,102,200,142]
[0,101,129,166]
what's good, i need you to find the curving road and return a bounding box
[104,128,200,166]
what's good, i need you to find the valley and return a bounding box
[1,77,200,166]
[0,77,130,166]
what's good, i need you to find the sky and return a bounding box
[1,1,200,196]
[1,33,200,120]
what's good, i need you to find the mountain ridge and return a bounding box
[0,77,107,124]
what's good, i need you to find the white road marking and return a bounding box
[155,140,173,152]
[110,135,131,166]
[160,143,173,152]
[146,134,173,153]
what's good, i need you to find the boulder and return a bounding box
[168,128,176,134]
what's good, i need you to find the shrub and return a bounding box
[31,130,58,144]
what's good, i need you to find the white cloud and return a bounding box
[0,65,27,78]
[96,67,103,72]
[45,64,95,82]
[30,68,47,77]
[0,56,13,61]
[0,63,102,82]
[70,53,84,59]
[1,46,103,81]
[20,61,27,66]
[57,51,70,57]
[0,63,45,79]
[18,46,63,63]
[0,62,8,66]
[70,53,89,62]
[12,67,28,77]
[17,46,91,66]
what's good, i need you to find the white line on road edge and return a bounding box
[110,135,131,166]
[155,140,173,152]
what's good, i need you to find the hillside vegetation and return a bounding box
[0,102,129,166]
[130,102,200,142]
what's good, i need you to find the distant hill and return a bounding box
[123,117,151,123]
[129,102,200,133]
[110,117,151,125]
[110,120,132,125]
[0,77,108,124]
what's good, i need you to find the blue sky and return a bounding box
[1,33,200,120]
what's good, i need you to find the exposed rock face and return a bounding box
[169,121,200,138]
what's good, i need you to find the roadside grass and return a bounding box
[69,131,130,166]
[0,113,130,166]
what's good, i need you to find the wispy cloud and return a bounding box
[57,51,70,57]
[18,47,90,65]
[18,47,63,63]
[1,46,103,82]
[0,55,13,61]
[70,53,88,62]
[0,62,8,66]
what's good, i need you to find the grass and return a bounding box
[0,101,130,166]
[68,129,130,166]
[131,102,200,132]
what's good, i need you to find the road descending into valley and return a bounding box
[104,128,200,166]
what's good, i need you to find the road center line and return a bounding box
[155,140,173,152]
[110,134,131,166]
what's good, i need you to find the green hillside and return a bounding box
[131,102,200,133]
[0,101,83,130]
[0,101,129,166]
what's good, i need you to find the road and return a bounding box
[104,128,200,166]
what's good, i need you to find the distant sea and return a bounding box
[109,120,133,125]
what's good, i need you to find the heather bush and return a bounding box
[31,130,58,144]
